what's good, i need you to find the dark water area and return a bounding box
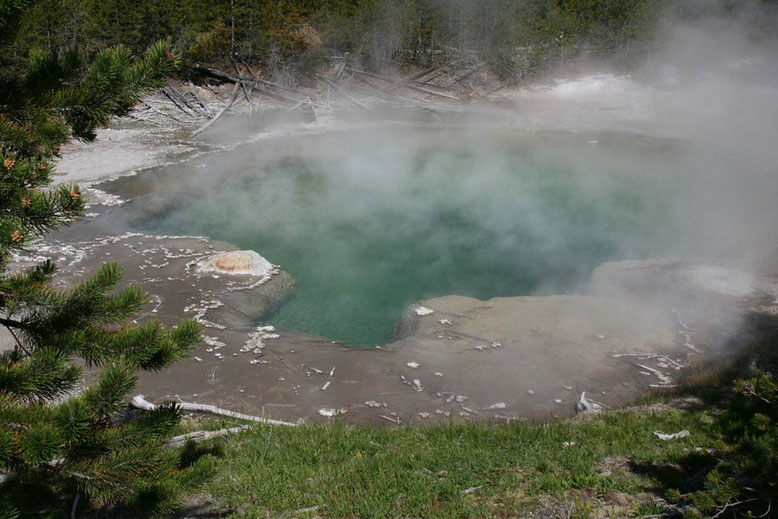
[102,126,681,344]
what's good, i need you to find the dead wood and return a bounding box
[231,59,256,110]
[345,66,461,99]
[165,425,250,448]
[318,76,373,110]
[404,83,461,100]
[191,82,240,137]
[409,66,439,81]
[187,81,213,117]
[142,100,185,122]
[162,86,199,117]
[131,394,298,426]
[192,63,304,95]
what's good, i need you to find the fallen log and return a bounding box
[231,60,256,110]
[131,394,298,426]
[410,66,439,82]
[188,81,213,117]
[319,76,373,111]
[344,66,394,84]
[142,101,185,122]
[452,63,487,83]
[191,82,240,137]
[404,83,461,101]
[345,66,460,100]
[333,61,347,80]
[413,68,447,86]
[192,63,305,95]
[162,86,198,117]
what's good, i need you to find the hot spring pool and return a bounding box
[105,126,682,344]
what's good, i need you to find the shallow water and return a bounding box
[106,126,681,344]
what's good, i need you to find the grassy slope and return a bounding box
[201,406,717,518]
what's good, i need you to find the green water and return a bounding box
[116,127,677,344]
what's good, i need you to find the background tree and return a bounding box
[6,0,675,82]
[0,2,209,516]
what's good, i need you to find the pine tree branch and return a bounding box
[0,316,24,330]
[3,323,30,356]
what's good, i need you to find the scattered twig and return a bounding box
[70,492,80,519]
[166,425,249,448]
[711,498,759,518]
[754,501,772,518]
[5,325,31,357]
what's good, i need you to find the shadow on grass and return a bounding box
[628,450,718,497]
[79,442,227,518]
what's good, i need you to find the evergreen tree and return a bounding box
[0,3,209,516]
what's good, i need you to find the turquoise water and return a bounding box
[116,127,677,344]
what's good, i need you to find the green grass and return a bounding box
[202,407,719,518]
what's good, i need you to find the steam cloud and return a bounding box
[109,1,778,344]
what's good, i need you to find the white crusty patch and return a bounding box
[414,306,434,316]
[197,250,276,278]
